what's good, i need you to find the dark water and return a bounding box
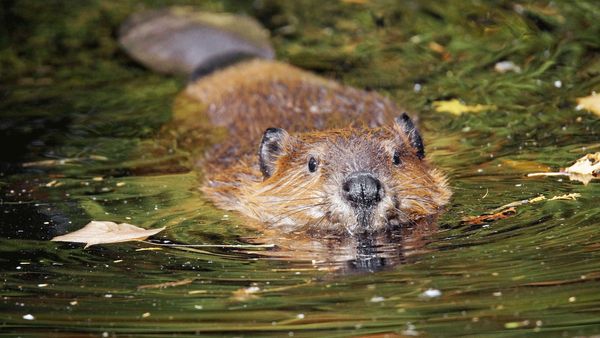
[1,1,600,337]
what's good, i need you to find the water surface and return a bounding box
[1,1,600,336]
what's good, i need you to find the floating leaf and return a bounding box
[564,153,600,184]
[433,99,496,115]
[51,221,165,248]
[576,92,600,117]
[528,152,600,185]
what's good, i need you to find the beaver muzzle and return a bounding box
[342,172,383,208]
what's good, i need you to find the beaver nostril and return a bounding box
[342,172,383,207]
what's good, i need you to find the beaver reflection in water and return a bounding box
[120,9,451,240]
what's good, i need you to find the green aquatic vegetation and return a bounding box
[1,0,600,337]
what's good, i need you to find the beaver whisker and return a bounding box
[311,213,330,232]
[397,196,436,204]
[341,222,355,236]
[388,204,428,225]
[388,181,439,194]
[385,207,411,225]
[387,186,430,194]
[394,170,440,183]
[261,196,325,204]
[267,202,329,225]
[263,175,317,195]
[273,201,328,212]
[386,173,437,187]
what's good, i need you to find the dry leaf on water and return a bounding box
[528,152,600,185]
[51,221,165,248]
[576,92,600,117]
[564,153,600,184]
[433,99,496,115]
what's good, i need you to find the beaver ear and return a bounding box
[394,113,425,159]
[259,128,289,178]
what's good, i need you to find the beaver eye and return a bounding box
[392,150,402,166]
[308,157,318,172]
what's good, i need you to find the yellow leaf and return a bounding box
[51,221,165,248]
[576,92,600,117]
[433,99,496,115]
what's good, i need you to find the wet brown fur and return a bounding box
[183,60,451,234]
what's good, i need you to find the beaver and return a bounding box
[120,8,451,237]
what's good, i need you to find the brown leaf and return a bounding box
[461,207,517,226]
[51,221,165,248]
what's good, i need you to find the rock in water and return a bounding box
[119,7,274,75]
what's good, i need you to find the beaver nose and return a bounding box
[342,172,383,207]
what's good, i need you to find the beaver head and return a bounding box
[244,113,450,234]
